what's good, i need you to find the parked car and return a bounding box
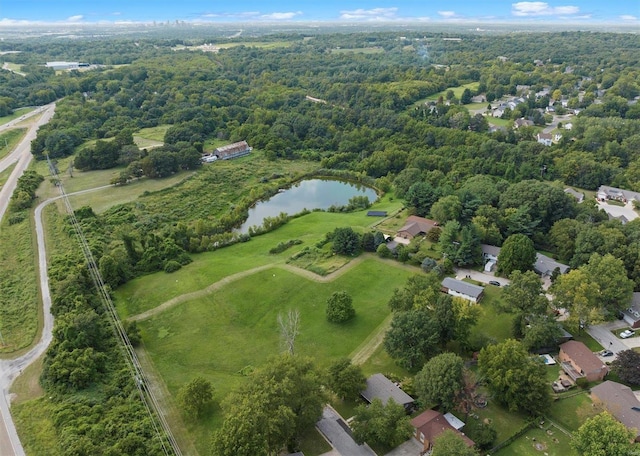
[620,329,636,339]
[601,350,614,357]
[488,280,501,286]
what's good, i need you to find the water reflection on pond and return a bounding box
[238,179,377,233]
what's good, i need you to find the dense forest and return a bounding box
[2,28,640,455]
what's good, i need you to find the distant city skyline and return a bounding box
[1,1,638,26]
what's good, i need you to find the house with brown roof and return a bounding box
[411,409,474,453]
[213,140,252,160]
[591,380,640,441]
[558,340,609,382]
[396,216,438,240]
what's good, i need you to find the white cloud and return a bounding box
[339,7,398,21]
[512,2,579,17]
[261,11,302,20]
[438,11,457,18]
[620,15,638,21]
[65,15,84,22]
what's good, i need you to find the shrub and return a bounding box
[326,291,355,323]
[164,260,182,273]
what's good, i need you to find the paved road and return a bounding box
[596,200,639,222]
[0,104,55,456]
[317,405,376,456]
[0,104,55,223]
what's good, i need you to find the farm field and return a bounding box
[133,124,170,149]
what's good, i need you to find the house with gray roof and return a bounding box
[534,253,570,277]
[564,188,584,203]
[623,293,640,329]
[597,185,640,203]
[591,381,640,441]
[441,277,484,303]
[361,374,415,412]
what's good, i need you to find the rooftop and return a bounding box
[441,277,484,299]
[361,373,414,407]
[591,381,640,437]
[560,340,608,374]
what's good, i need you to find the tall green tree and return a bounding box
[611,350,640,385]
[414,353,464,412]
[351,398,413,449]
[384,309,439,370]
[177,376,214,419]
[500,270,548,315]
[497,234,536,276]
[326,358,366,401]
[331,227,361,256]
[406,181,440,217]
[571,412,635,456]
[211,355,325,456]
[326,291,355,323]
[431,430,477,456]
[477,339,551,415]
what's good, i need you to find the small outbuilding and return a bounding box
[441,277,484,303]
[213,140,252,160]
[361,373,415,412]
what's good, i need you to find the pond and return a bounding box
[238,178,377,233]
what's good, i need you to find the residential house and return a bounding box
[441,277,484,303]
[591,381,640,441]
[492,107,505,118]
[396,216,438,240]
[596,185,640,203]
[534,253,569,277]
[481,244,500,272]
[622,293,640,329]
[536,132,553,146]
[558,341,609,382]
[361,374,415,412]
[213,140,252,160]
[411,410,474,453]
[514,118,534,129]
[564,188,584,203]
[564,122,573,130]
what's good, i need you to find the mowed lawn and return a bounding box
[138,260,413,391]
[136,260,414,452]
[115,200,403,316]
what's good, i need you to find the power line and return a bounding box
[46,154,182,456]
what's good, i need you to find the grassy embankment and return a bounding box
[414,81,480,106]
[0,128,27,160]
[0,107,34,126]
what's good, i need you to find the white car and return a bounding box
[620,329,636,339]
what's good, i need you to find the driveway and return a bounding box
[317,406,376,456]
[596,201,638,222]
[384,438,422,456]
[586,321,630,360]
[455,268,510,287]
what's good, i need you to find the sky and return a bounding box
[0,1,638,25]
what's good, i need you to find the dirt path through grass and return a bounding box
[129,254,418,323]
[349,313,392,365]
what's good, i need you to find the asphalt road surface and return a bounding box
[0,104,56,222]
[0,104,55,456]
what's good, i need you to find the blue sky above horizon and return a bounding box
[1,1,638,25]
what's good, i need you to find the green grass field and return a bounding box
[133,259,414,454]
[0,128,26,160]
[415,82,480,105]
[331,47,385,54]
[494,424,576,456]
[115,200,403,316]
[0,107,33,126]
[547,391,594,432]
[133,124,171,148]
[0,215,40,354]
[0,162,16,189]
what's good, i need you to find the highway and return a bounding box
[0,104,56,222]
[0,104,55,456]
